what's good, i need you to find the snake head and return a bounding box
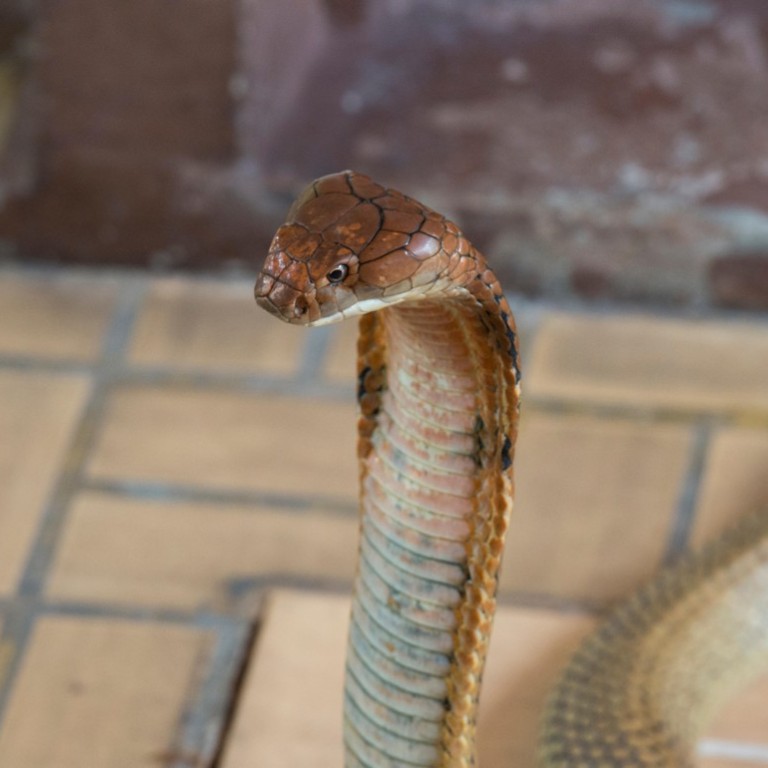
[255,170,460,326]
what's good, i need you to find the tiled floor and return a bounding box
[1,265,768,767]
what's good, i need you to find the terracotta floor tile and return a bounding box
[501,412,692,603]
[87,386,358,500]
[692,427,768,548]
[702,671,768,744]
[0,272,116,360]
[47,492,357,611]
[0,615,214,768]
[696,671,768,766]
[697,666,768,766]
[220,590,595,768]
[129,277,312,375]
[527,312,768,413]
[477,607,595,767]
[220,591,349,768]
[0,371,90,594]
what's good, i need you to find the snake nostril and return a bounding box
[294,295,309,317]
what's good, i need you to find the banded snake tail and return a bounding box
[254,170,768,767]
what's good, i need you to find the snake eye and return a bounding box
[327,264,349,284]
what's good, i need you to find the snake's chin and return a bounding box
[304,312,345,327]
[308,296,404,327]
[261,296,400,328]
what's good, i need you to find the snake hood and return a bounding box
[254,170,472,326]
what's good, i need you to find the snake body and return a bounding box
[541,511,768,766]
[254,171,768,767]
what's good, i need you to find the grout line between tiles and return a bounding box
[15,277,148,594]
[0,356,94,375]
[3,578,598,623]
[172,619,254,768]
[3,592,254,629]
[0,356,355,400]
[0,276,148,726]
[35,599,254,633]
[120,365,353,400]
[524,395,764,425]
[662,420,712,566]
[2,355,768,428]
[0,575,353,624]
[82,476,358,516]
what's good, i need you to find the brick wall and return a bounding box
[1,0,768,310]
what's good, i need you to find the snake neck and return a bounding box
[345,276,520,768]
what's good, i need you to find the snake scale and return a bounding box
[254,170,768,767]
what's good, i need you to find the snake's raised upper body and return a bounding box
[256,170,521,766]
[255,171,768,768]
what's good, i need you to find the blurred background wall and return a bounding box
[1,0,767,310]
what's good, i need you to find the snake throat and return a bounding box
[347,290,519,767]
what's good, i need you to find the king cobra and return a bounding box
[254,171,768,767]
